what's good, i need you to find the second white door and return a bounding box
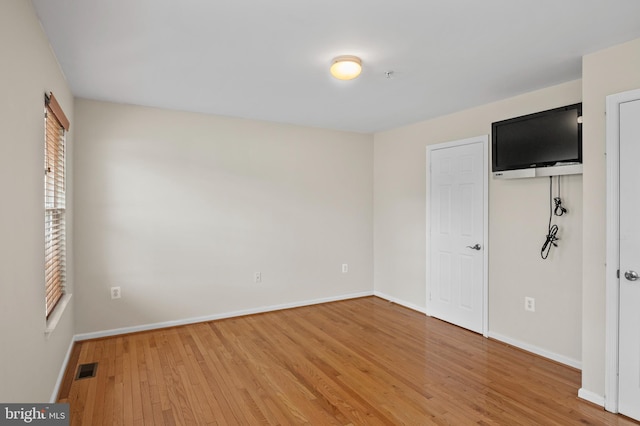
[427,136,487,334]
[618,97,640,421]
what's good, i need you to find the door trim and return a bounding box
[605,88,640,413]
[426,135,489,337]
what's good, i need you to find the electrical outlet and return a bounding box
[111,286,121,299]
[254,272,262,283]
[342,264,348,273]
[525,296,535,312]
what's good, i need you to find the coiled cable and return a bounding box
[541,176,561,259]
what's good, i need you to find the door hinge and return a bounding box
[617,269,620,279]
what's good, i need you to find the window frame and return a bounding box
[44,92,69,320]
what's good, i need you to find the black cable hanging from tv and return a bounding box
[554,177,567,217]
[541,176,566,260]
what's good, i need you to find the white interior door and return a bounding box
[618,98,640,421]
[427,136,487,335]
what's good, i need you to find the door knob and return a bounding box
[624,270,639,281]
[466,244,481,251]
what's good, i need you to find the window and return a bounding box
[44,92,69,319]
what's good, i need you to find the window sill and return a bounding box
[45,293,72,337]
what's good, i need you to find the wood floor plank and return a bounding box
[248,315,390,425]
[60,297,639,425]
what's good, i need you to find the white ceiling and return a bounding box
[32,0,640,133]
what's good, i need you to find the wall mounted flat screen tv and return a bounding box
[491,103,582,172]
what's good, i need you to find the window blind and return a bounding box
[44,92,69,319]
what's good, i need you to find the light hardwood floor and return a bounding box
[59,297,637,425]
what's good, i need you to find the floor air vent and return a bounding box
[75,362,98,380]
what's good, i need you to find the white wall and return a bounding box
[581,37,640,399]
[73,99,373,333]
[0,0,75,402]
[374,80,583,364]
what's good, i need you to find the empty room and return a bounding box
[2,0,640,424]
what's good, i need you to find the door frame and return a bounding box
[426,135,489,337]
[605,88,640,413]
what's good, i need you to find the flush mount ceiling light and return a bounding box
[330,55,362,80]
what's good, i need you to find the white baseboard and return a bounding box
[373,291,427,314]
[488,331,581,370]
[74,291,374,341]
[50,336,77,403]
[578,388,605,407]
